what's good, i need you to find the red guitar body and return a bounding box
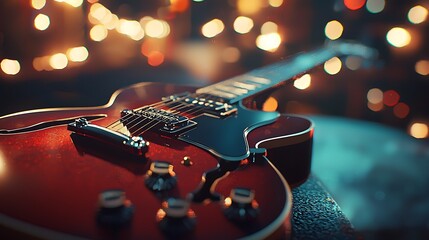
[0,82,313,239]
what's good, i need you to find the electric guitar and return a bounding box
[0,41,376,239]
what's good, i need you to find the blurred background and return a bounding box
[1,0,429,238]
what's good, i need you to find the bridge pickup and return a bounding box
[68,118,149,156]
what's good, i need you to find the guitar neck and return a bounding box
[196,41,377,104]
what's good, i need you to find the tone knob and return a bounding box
[222,188,259,222]
[156,198,196,236]
[145,161,177,191]
[96,189,134,226]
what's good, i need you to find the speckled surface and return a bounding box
[291,176,356,240]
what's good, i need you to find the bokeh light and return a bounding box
[145,19,169,38]
[261,21,278,34]
[90,25,108,41]
[408,5,428,24]
[324,57,342,75]
[147,51,165,67]
[49,53,68,70]
[269,0,283,7]
[262,97,278,112]
[325,20,343,40]
[368,102,383,112]
[1,59,20,75]
[34,14,50,31]
[237,0,263,15]
[366,0,385,14]
[386,27,411,48]
[383,90,400,107]
[294,74,312,90]
[256,33,281,52]
[367,88,383,104]
[344,0,366,11]
[233,16,254,34]
[31,0,46,9]
[201,19,225,38]
[415,60,429,76]
[67,46,89,62]
[393,103,410,119]
[409,122,429,139]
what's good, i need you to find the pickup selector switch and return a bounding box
[145,161,177,191]
[222,188,259,222]
[156,198,196,236]
[96,189,134,226]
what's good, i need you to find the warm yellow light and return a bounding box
[67,46,89,62]
[237,0,263,15]
[90,3,111,24]
[269,0,283,7]
[294,74,311,90]
[34,14,50,31]
[408,5,428,24]
[222,47,241,63]
[1,59,20,75]
[367,88,383,104]
[415,60,429,76]
[201,19,224,38]
[90,25,108,41]
[64,0,83,7]
[117,19,143,39]
[233,16,254,34]
[256,33,281,52]
[409,122,429,139]
[104,14,119,30]
[386,27,411,48]
[145,20,165,38]
[325,20,343,40]
[366,0,385,14]
[324,57,342,75]
[31,0,46,9]
[261,21,278,34]
[49,53,68,70]
[262,97,278,112]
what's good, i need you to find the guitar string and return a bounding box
[110,80,248,135]
[131,99,205,135]
[126,90,232,135]
[106,98,174,130]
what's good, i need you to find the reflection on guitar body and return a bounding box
[0,41,376,239]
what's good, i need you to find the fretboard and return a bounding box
[196,41,377,104]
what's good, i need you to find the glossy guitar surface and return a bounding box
[0,82,315,239]
[0,41,375,239]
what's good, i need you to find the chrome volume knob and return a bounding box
[144,161,177,191]
[222,188,259,222]
[96,189,134,226]
[156,198,196,236]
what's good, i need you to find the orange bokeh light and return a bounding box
[147,51,165,66]
[344,0,366,10]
